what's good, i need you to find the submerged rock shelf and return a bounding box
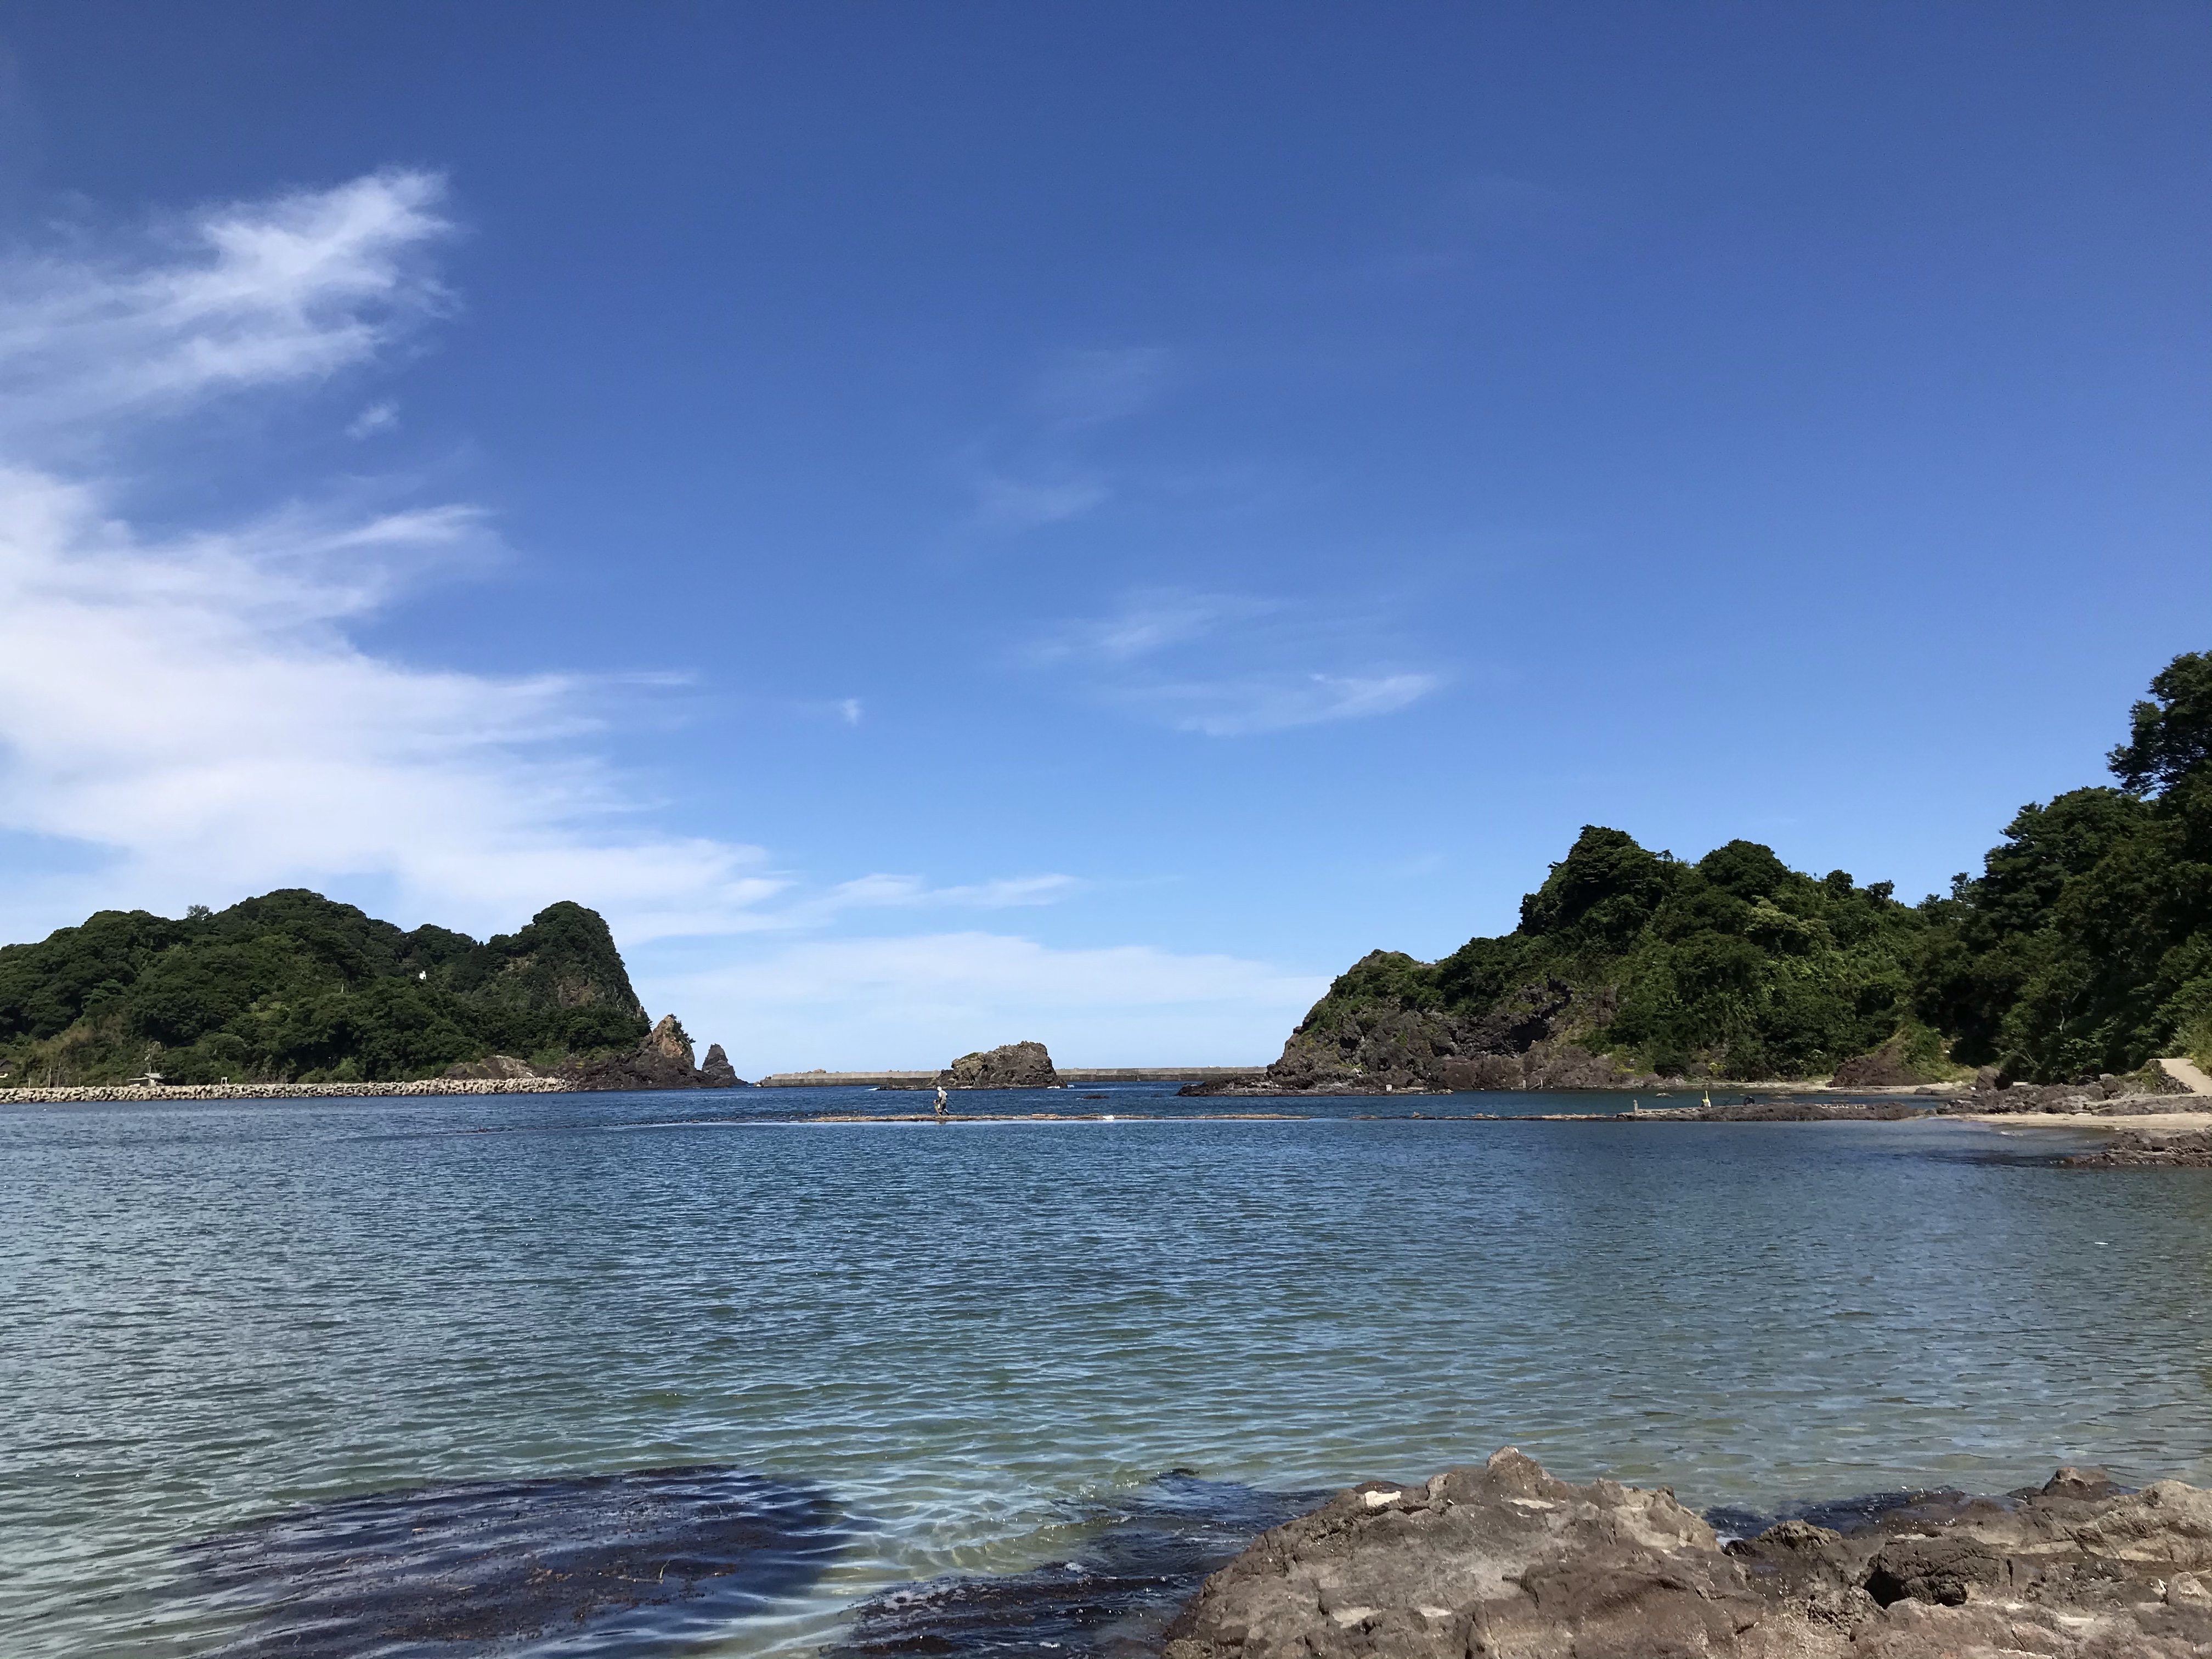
[183,1465,849,1657]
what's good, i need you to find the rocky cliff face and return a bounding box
[943,1040,1059,1089]
[1165,1447,2212,1659]
[1188,964,1660,1096]
[561,1015,746,1090]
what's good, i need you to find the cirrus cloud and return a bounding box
[1028,587,1446,736]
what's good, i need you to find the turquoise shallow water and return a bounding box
[4,1085,2209,1656]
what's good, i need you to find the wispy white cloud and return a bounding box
[1030,588,1444,737]
[816,873,1082,912]
[972,471,1108,531]
[1027,589,1275,665]
[960,346,1178,533]
[1032,345,1173,428]
[645,930,1325,1073]
[0,170,1343,1073]
[0,172,787,946]
[346,399,399,438]
[0,170,1131,957]
[0,170,449,450]
[1128,672,1443,736]
[0,462,787,943]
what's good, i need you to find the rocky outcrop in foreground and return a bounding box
[561,1015,746,1090]
[1163,1448,2212,1659]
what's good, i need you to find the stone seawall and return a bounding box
[2,1077,575,1104]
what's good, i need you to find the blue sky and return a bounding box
[0,3,2204,1071]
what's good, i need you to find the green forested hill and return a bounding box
[1917,650,2212,1080]
[1267,829,1938,1089]
[1262,651,2212,1088]
[0,892,651,1086]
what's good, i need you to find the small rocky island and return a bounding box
[1164,1448,2212,1659]
[878,1039,1062,1090]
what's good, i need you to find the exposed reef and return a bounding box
[1635,1099,1935,1122]
[2063,1128,2212,1168]
[1163,1448,2212,1659]
[1944,1073,2193,1116]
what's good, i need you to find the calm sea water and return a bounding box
[4,1084,2209,1657]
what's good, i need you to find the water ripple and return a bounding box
[3,1088,2208,1657]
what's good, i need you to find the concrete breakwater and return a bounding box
[2,1077,576,1104]
[754,1066,1268,1088]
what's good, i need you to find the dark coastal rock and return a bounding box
[699,1043,744,1087]
[1163,1448,2212,1659]
[1827,1039,1936,1089]
[1163,1449,1764,1659]
[1642,1098,1934,1122]
[943,1040,1059,1090]
[2064,1129,2212,1167]
[184,1465,848,1656]
[440,1053,549,1081]
[1861,1535,2004,1606]
[1180,1076,1451,1098]
[1184,971,1667,1097]
[1945,1081,2191,1118]
[1520,1040,1656,1090]
[562,1014,744,1090]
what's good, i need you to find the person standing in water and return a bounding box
[934,1084,948,1121]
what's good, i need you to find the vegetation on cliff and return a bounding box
[0,891,651,1086]
[1917,650,2212,1080]
[1282,830,1932,1087]
[1277,651,2212,1086]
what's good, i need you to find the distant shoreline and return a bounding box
[0,1075,1939,1106]
[0,1077,575,1104]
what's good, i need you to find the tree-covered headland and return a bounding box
[1271,651,2212,1087]
[4,654,2205,1092]
[0,893,651,1087]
